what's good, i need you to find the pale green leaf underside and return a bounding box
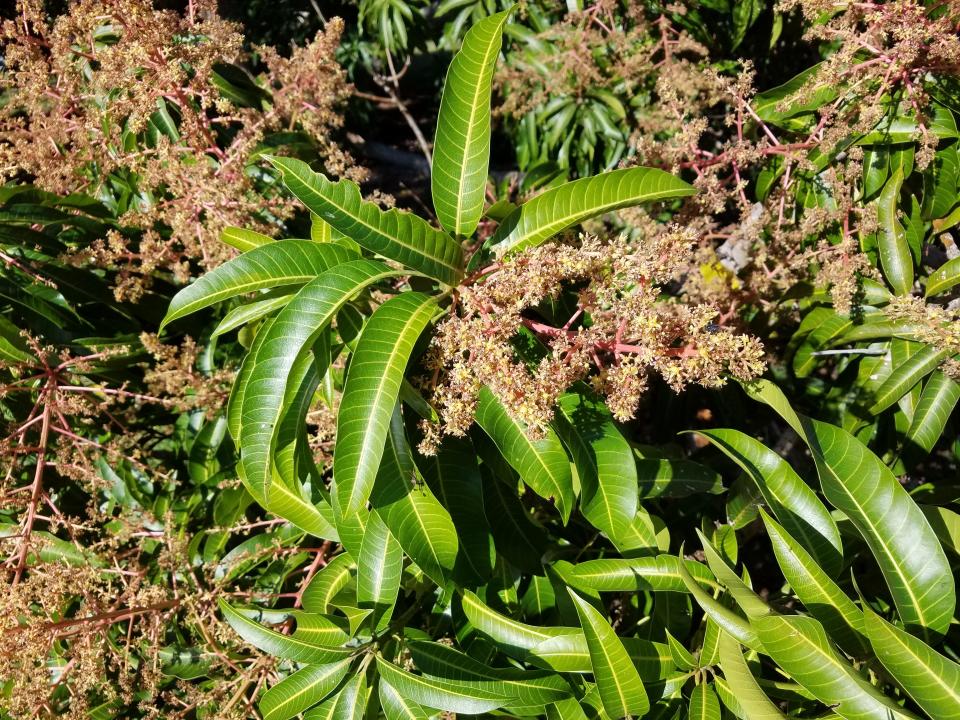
[717,631,786,720]
[695,428,842,577]
[486,167,695,258]
[219,599,353,665]
[258,660,350,720]
[802,417,955,637]
[375,658,508,714]
[752,614,916,720]
[432,9,510,236]
[864,608,960,720]
[759,509,868,657]
[270,156,463,285]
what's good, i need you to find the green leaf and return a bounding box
[696,530,770,620]
[751,614,916,720]
[801,417,955,637]
[460,591,670,676]
[759,509,868,657]
[269,156,463,285]
[432,9,510,236]
[333,293,437,516]
[688,683,721,720]
[569,590,649,718]
[876,168,913,295]
[864,606,960,720]
[301,553,355,614]
[356,511,403,630]
[419,436,496,583]
[717,631,786,720]
[329,671,367,720]
[483,167,695,259]
[378,680,432,720]
[239,260,400,501]
[753,63,835,127]
[474,386,575,522]
[220,226,274,252]
[567,555,719,594]
[905,370,960,454]
[375,657,509,714]
[407,640,572,706]
[289,612,350,647]
[218,599,353,665]
[694,429,842,577]
[162,241,354,329]
[259,660,351,720]
[867,344,950,415]
[370,408,458,587]
[677,554,761,652]
[731,0,762,49]
[555,391,637,539]
[925,256,960,297]
[212,291,294,338]
[635,457,724,500]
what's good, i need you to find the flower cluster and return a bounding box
[1,0,359,300]
[418,231,765,453]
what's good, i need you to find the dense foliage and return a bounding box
[2,1,960,719]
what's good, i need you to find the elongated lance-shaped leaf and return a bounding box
[567,555,719,594]
[752,614,917,720]
[289,612,350,647]
[863,606,960,720]
[925,255,960,297]
[419,435,495,583]
[688,683,721,720]
[239,260,401,501]
[717,631,787,720]
[432,9,510,236]
[867,344,950,415]
[877,168,913,295]
[568,589,650,719]
[379,680,432,720]
[333,293,437,517]
[677,552,761,652]
[759,509,868,658]
[375,658,510,714]
[227,313,274,442]
[301,552,355,614]
[480,167,694,260]
[407,640,572,707]
[162,241,355,329]
[694,429,842,577]
[259,660,351,720]
[220,225,273,252]
[696,529,771,620]
[474,386,575,522]
[212,290,294,338]
[905,371,960,452]
[218,599,353,665]
[356,510,402,631]
[370,407,458,587]
[801,416,955,637]
[248,466,339,541]
[329,672,367,720]
[555,391,637,540]
[269,156,464,285]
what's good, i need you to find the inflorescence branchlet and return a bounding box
[417,231,765,454]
